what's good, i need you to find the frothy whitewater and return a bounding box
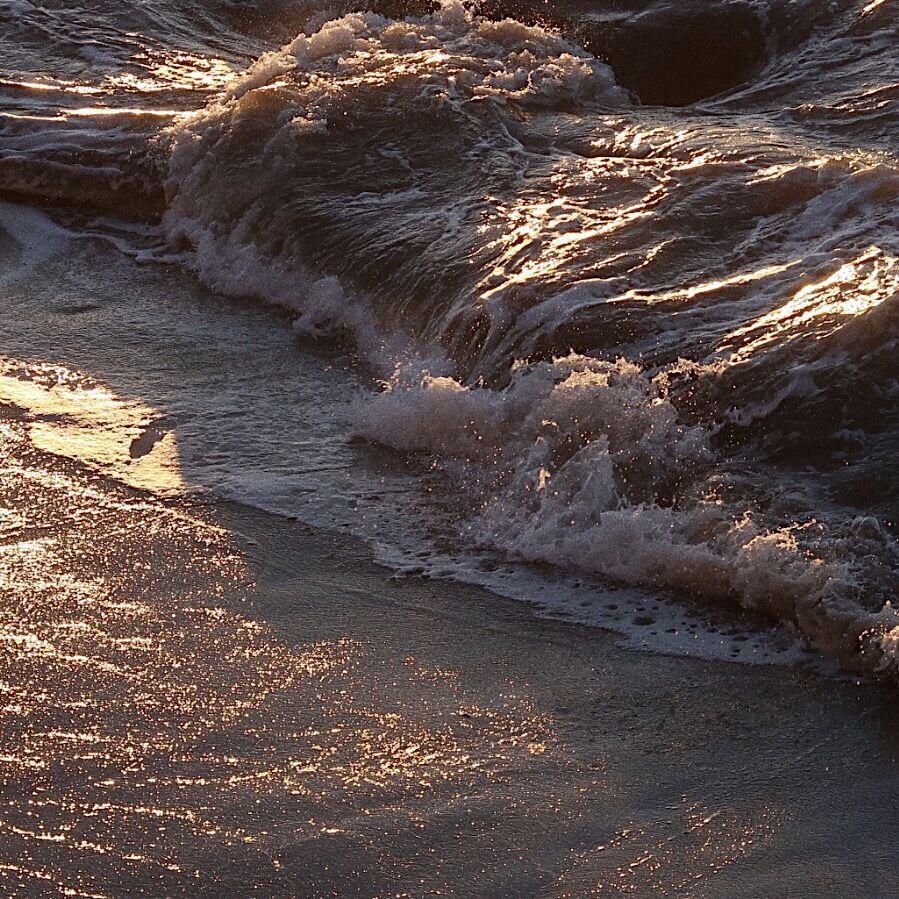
[0,0,896,679]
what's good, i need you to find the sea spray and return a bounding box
[353,353,899,676]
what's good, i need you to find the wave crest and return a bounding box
[161,2,627,362]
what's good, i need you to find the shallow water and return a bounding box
[0,214,818,667]
[3,400,899,898]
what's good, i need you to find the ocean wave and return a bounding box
[353,353,899,678]
[153,0,898,680]
[162,0,627,365]
[162,20,897,379]
[2,0,896,680]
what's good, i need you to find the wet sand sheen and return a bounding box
[2,406,899,897]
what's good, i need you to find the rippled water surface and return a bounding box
[1,1,899,894]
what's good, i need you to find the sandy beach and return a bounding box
[2,393,899,897]
[1,0,897,891]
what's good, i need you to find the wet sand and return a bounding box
[1,212,898,896]
[2,404,899,898]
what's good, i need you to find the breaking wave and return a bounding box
[1,0,897,679]
[353,352,899,678]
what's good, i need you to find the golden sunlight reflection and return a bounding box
[721,246,896,359]
[477,154,667,302]
[0,358,184,494]
[0,376,562,895]
[610,260,799,307]
[861,0,887,15]
[65,106,188,118]
[0,49,235,116]
[472,136,766,307]
[105,51,236,94]
[0,77,103,96]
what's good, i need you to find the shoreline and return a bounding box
[0,209,831,676]
[2,410,899,896]
[2,206,899,896]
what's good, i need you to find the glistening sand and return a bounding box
[2,376,899,897]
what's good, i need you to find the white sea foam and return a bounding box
[0,201,68,289]
[162,0,628,373]
[104,0,899,679]
[353,353,899,677]
[221,1,627,110]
